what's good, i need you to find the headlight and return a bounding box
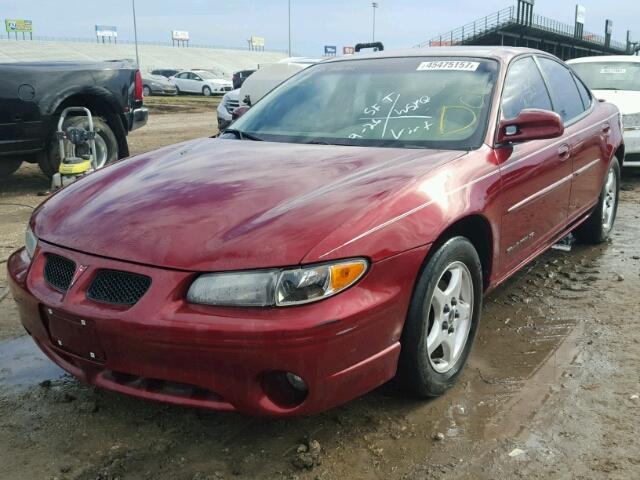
[186,259,368,307]
[622,113,640,130]
[25,225,38,259]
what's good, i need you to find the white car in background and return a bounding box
[216,58,322,131]
[569,56,640,167]
[171,69,233,96]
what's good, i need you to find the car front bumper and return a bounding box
[150,86,178,96]
[7,242,426,416]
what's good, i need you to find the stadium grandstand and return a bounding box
[0,38,287,77]
[417,1,639,60]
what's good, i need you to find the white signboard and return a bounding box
[575,5,586,25]
[172,30,190,41]
[95,25,117,37]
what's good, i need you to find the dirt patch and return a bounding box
[144,95,222,115]
[1,113,639,479]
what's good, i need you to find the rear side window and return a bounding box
[537,57,586,122]
[501,57,552,119]
[573,74,592,110]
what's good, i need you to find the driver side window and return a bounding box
[501,56,552,120]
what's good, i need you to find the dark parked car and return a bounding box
[0,59,148,177]
[232,69,256,89]
[9,47,623,416]
[141,73,178,96]
[150,68,180,79]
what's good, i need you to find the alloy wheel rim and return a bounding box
[425,261,474,374]
[601,168,617,231]
[73,132,108,169]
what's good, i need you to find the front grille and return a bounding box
[226,99,240,113]
[87,270,151,306]
[44,254,76,292]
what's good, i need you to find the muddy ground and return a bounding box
[1,97,639,480]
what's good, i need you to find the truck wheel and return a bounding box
[0,157,22,178]
[202,86,212,97]
[397,237,483,397]
[39,116,119,178]
[574,157,620,244]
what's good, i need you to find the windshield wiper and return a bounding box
[223,129,263,141]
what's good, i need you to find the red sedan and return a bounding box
[8,47,623,416]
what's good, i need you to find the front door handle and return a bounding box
[601,123,611,135]
[558,144,571,160]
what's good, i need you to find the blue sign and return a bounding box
[324,45,337,56]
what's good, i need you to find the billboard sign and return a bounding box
[520,0,535,4]
[605,19,613,35]
[250,36,265,47]
[95,25,117,37]
[575,5,586,25]
[5,18,32,33]
[343,46,355,55]
[324,45,337,56]
[172,30,190,41]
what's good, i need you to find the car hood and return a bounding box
[35,138,465,271]
[592,89,640,114]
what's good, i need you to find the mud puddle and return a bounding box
[0,335,65,389]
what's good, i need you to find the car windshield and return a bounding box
[571,62,640,92]
[230,56,499,149]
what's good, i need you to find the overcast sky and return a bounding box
[2,0,638,54]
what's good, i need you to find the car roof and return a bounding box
[567,55,640,64]
[323,46,545,64]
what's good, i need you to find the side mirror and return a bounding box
[497,109,564,144]
[232,105,250,121]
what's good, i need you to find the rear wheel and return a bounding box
[574,157,620,244]
[143,85,151,97]
[0,157,22,178]
[398,237,483,397]
[39,115,119,178]
[202,86,212,97]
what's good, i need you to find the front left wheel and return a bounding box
[397,236,483,397]
[202,86,212,97]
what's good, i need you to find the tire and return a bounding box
[574,157,620,244]
[397,236,483,397]
[143,85,152,97]
[202,86,212,97]
[0,157,22,178]
[175,84,181,94]
[39,115,119,178]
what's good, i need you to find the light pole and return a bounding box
[288,0,291,57]
[132,0,140,66]
[372,2,378,42]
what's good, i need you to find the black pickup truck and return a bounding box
[0,59,148,178]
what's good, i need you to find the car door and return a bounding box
[173,72,190,92]
[497,56,573,275]
[537,58,603,219]
[189,73,204,93]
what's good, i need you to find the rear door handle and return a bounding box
[558,144,571,160]
[601,123,611,135]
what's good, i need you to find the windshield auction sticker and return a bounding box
[417,61,480,72]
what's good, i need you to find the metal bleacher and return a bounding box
[417,4,635,60]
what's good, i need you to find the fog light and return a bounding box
[285,372,308,392]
